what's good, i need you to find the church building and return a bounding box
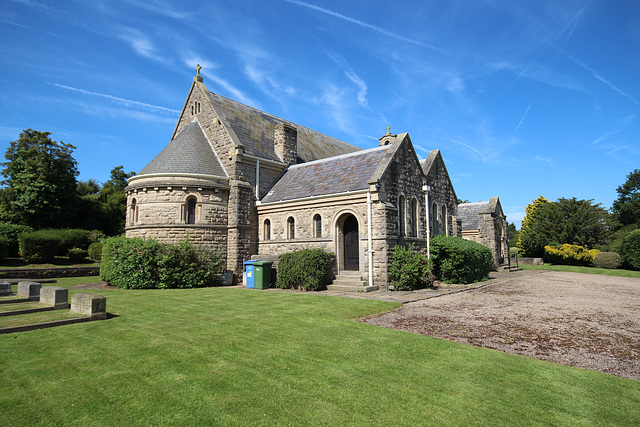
[125,69,473,289]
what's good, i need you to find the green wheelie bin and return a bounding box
[253,261,273,289]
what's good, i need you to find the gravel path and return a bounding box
[362,270,640,381]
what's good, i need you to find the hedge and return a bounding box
[100,237,223,289]
[389,244,434,291]
[621,229,640,270]
[275,249,333,291]
[544,244,595,267]
[430,236,492,284]
[18,230,62,264]
[0,236,9,261]
[0,223,33,257]
[593,252,622,269]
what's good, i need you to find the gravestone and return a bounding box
[70,293,106,320]
[0,281,12,296]
[40,287,70,309]
[17,281,41,300]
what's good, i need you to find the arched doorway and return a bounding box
[343,214,359,271]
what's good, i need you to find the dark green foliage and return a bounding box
[100,237,223,289]
[1,129,79,228]
[0,236,9,261]
[275,249,333,291]
[157,240,223,289]
[388,244,434,291]
[593,252,622,269]
[544,244,594,267]
[620,229,640,270]
[88,241,104,261]
[18,230,62,263]
[430,235,492,284]
[54,229,91,254]
[518,196,609,257]
[508,223,520,248]
[612,169,640,228]
[0,222,33,257]
[67,248,89,261]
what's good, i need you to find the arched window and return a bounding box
[431,202,438,236]
[187,197,196,224]
[287,217,295,239]
[441,205,448,236]
[313,214,322,238]
[264,219,271,241]
[129,198,138,225]
[411,198,418,237]
[398,195,406,237]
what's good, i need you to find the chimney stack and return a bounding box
[274,123,297,166]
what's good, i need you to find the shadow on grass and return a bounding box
[0,257,99,269]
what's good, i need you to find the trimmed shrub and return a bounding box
[593,252,622,269]
[544,244,594,267]
[275,249,333,291]
[87,229,106,244]
[621,229,640,270]
[18,230,62,264]
[389,244,434,291]
[430,236,492,284]
[54,229,92,255]
[67,248,89,261]
[0,236,9,261]
[100,237,223,289]
[0,223,33,257]
[157,240,223,289]
[88,242,104,261]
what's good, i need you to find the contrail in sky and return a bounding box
[558,48,640,107]
[53,83,181,115]
[284,0,448,54]
[515,104,531,133]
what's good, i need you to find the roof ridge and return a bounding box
[287,144,390,169]
[209,91,361,150]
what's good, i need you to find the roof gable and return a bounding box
[421,149,457,201]
[139,118,227,177]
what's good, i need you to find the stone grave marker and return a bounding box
[40,287,70,309]
[70,293,106,320]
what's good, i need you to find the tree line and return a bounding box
[0,129,135,235]
[516,169,640,258]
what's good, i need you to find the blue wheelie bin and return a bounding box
[243,260,258,289]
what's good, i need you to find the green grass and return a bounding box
[1,287,639,426]
[0,310,86,328]
[520,263,640,278]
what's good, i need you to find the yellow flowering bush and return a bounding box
[544,244,595,266]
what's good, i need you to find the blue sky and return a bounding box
[1,0,639,227]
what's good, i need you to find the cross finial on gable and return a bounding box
[194,64,203,82]
[386,125,391,135]
[195,64,202,76]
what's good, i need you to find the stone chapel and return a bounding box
[125,69,493,289]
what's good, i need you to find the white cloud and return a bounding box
[344,70,368,108]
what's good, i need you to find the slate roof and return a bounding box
[140,120,227,177]
[207,92,361,162]
[260,145,391,203]
[457,201,490,230]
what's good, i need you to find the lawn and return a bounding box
[1,284,639,426]
[520,263,640,278]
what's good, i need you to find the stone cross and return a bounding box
[195,64,202,76]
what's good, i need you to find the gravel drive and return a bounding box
[362,270,640,381]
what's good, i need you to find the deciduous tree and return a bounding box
[1,129,79,228]
[612,169,640,228]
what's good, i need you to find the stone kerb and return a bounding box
[70,293,107,320]
[17,281,41,300]
[0,281,12,296]
[40,287,70,309]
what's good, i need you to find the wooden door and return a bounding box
[343,215,359,271]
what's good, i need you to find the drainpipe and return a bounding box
[255,158,260,199]
[423,184,431,258]
[367,190,374,287]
